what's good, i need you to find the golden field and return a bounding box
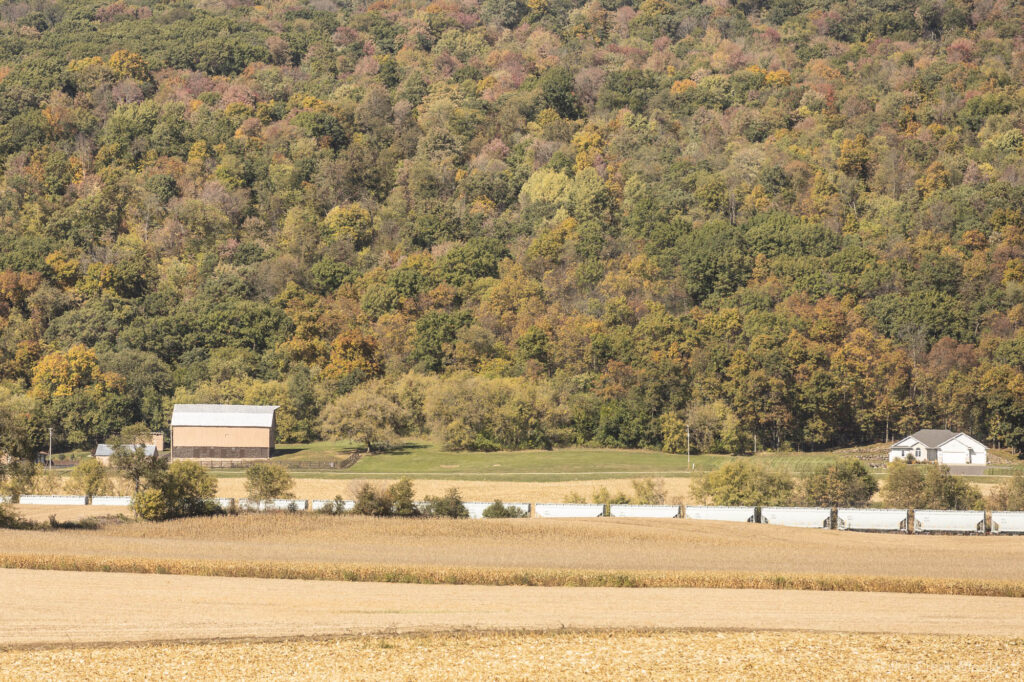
[4,568,1024,646]
[3,515,1023,583]
[10,504,130,523]
[3,629,1023,681]
[214,476,703,504]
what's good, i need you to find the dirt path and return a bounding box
[4,568,1024,646]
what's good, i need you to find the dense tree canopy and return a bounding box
[2,0,1024,455]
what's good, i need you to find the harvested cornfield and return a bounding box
[10,504,130,523]
[5,568,1024,647]
[6,554,1024,597]
[3,515,1024,583]
[3,630,1024,681]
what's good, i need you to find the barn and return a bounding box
[170,404,279,460]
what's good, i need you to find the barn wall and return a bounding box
[172,426,272,449]
[172,445,271,459]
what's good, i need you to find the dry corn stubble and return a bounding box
[3,553,1024,597]
[3,631,1024,681]
[3,515,1024,583]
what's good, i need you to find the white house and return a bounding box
[888,429,987,466]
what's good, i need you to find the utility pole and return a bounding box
[753,434,757,455]
[686,425,691,471]
[48,428,53,468]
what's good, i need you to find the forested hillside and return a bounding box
[1,0,1024,456]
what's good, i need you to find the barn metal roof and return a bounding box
[171,404,279,428]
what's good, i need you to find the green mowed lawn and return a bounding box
[239,440,887,482]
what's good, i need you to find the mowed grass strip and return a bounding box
[3,552,1024,598]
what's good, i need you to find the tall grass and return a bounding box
[2,552,1023,598]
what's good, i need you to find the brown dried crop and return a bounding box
[3,515,1024,584]
[3,631,1023,681]
[2,552,1024,598]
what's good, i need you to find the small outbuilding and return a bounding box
[170,404,279,460]
[94,443,158,466]
[888,429,987,466]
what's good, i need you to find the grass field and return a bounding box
[49,438,1022,484]
[5,630,1022,681]
[224,440,894,482]
[224,439,1024,482]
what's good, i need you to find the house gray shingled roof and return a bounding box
[909,429,958,448]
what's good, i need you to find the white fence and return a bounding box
[212,498,235,510]
[239,499,307,512]
[837,508,908,532]
[760,506,831,529]
[463,502,530,519]
[608,504,680,518]
[90,496,132,506]
[534,503,605,518]
[311,499,355,512]
[684,505,755,523]
[18,495,88,505]
[990,511,1024,534]
[914,509,986,533]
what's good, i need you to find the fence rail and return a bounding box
[199,457,359,470]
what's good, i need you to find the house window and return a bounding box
[915,447,921,460]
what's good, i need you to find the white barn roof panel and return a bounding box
[171,404,279,428]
